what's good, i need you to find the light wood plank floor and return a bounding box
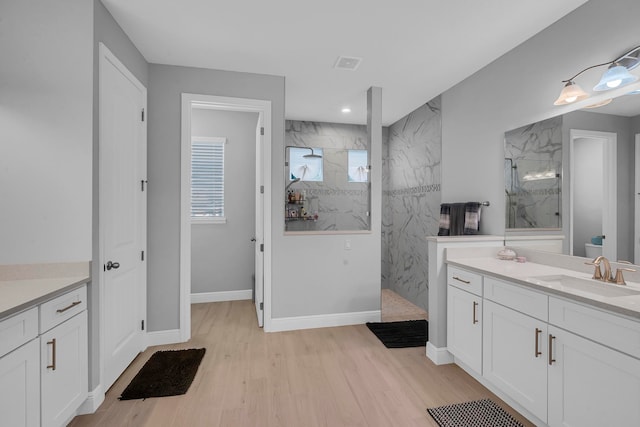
[70,299,533,427]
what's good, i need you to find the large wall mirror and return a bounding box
[504,92,640,263]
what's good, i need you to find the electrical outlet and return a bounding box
[344,239,351,250]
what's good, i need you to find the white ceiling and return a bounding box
[102,0,588,126]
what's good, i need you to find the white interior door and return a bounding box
[255,117,264,327]
[569,130,617,260]
[99,43,147,391]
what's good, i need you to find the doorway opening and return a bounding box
[569,129,617,260]
[180,94,272,341]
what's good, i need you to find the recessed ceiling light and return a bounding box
[341,107,351,113]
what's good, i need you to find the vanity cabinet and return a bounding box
[547,297,640,426]
[447,265,640,427]
[483,300,548,421]
[41,310,88,427]
[40,285,88,427]
[0,284,87,427]
[0,307,40,427]
[446,267,483,373]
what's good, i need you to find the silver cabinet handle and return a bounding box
[56,300,81,313]
[453,276,470,284]
[535,328,542,357]
[46,338,57,370]
[472,301,479,324]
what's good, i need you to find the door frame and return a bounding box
[180,94,272,340]
[569,129,617,259]
[635,134,640,264]
[98,43,147,391]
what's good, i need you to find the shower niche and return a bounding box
[284,121,371,233]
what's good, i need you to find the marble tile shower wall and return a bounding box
[285,121,372,232]
[385,98,442,312]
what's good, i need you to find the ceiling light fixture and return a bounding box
[341,107,351,113]
[553,45,640,106]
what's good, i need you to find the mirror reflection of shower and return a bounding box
[504,157,561,229]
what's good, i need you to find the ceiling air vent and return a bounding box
[334,56,362,71]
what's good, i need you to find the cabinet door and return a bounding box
[0,339,40,427]
[548,326,640,427]
[447,286,482,373]
[483,300,547,422]
[41,310,88,427]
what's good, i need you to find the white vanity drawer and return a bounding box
[549,297,640,359]
[448,266,483,296]
[0,307,38,358]
[484,277,548,322]
[40,285,86,333]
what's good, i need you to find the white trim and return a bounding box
[636,134,640,265]
[145,329,183,348]
[268,310,381,333]
[569,129,617,260]
[181,94,272,340]
[76,384,105,415]
[426,342,454,365]
[98,42,148,394]
[191,289,252,304]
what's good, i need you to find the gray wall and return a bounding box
[93,0,149,390]
[147,64,285,331]
[573,138,604,257]
[385,99,442,312]
[0,0,93,263]
[190,109,259,294]
[441,0,640,240]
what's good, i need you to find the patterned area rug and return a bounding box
[427,399,524,427]
[365,319,427,348]
[119,348,206,400]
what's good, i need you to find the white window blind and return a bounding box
[191,137,225,220]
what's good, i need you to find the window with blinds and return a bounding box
[191,137,225,221]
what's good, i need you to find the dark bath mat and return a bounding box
[365,319,427,348]
[427,399,524,427]
[119,348,206,400]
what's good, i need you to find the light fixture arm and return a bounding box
[562,60,614,83]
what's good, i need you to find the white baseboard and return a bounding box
[77,384,105,415]
[191,289,252,304]
[267,310,381,332]
[426,341,454,365]
[145,329,184,347]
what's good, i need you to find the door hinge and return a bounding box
[141,108,145,122]
[260,127,264,135]
[141,180,147,191]
[141,320,145,331]
[260,243,264,252]
[260,185,264,194]
[141,250,145,261]
[260,302,264,310]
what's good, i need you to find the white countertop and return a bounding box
[0,262,90,319]
[447,256,640,320]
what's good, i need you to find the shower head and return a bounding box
[303,149,322,159]
[285,146,323,159]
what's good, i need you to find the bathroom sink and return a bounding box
[527,274,640,298]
